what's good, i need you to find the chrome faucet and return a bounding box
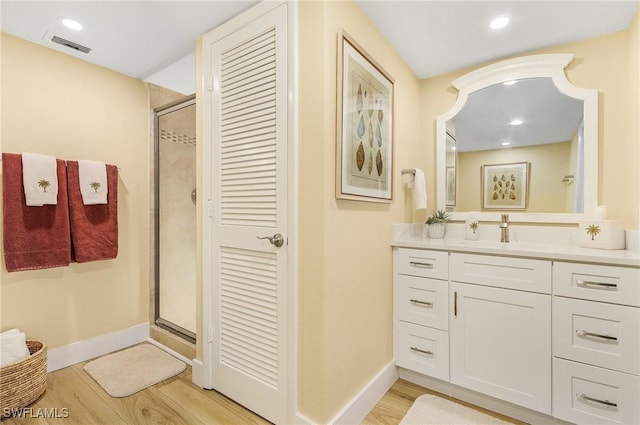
[499,214,510,243]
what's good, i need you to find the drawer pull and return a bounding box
[454,291,458,317]
[577,393,618,408]
[410,347,433,355]
[409,299,433,307]
[576,280,618,290]
[576,330,618,342]
[409,261,434,269]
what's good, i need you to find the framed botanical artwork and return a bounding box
[482,162,530,209]
[336,30,395,202]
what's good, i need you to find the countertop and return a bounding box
[392,237,640,268]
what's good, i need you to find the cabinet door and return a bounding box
[450,282,552,414]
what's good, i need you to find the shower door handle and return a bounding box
[257,233,285,248]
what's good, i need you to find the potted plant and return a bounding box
[426,209,450,239]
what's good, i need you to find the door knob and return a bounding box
[257,233,285,247]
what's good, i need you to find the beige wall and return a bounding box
[422,18,640,229]
[0,33,150,348]
[456,142,572,213]
[298,1,423,422]
[627,10,639,229]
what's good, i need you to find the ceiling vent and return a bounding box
[51,36,91,54]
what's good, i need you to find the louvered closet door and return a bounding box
[206,4,287,424]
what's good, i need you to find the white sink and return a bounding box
[454,239,549,251]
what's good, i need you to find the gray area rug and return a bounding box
[400,394,514,425]
[83,343,186,397]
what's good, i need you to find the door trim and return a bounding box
[198,1,298,424]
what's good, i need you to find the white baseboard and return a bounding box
[191,358,206,388]
[47,323,150,372]
[145,338,193,366]
[295,412,315,425]
[294,361,397,425]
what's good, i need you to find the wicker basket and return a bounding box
[0,340,47,417]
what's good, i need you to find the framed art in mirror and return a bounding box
[336,30,395,202]
[482,162,529,210]
[446,167,456,206]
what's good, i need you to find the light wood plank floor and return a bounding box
[3,362,524,425]
[2,362,270,425]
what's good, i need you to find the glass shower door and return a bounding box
[154,95,196,342]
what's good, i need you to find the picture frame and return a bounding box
[482,162,530,210]
[336,30,395,202]
[446,167,456,206]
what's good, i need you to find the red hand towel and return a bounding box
[67,161,118,262]
[2,153,71,272]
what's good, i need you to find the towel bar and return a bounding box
[401,168,416,176]
[0,156,121,172]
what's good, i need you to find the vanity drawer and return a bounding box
[397,248,448,280]
[553,297,640,375]
[553,358,640,425]
[398,275,448,331]
[397,321,449,382]
[553,262,640,307]
[450,253,551,293]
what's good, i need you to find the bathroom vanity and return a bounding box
[392,227,640,424]
[399,51,640,423]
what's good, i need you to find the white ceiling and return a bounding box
[1,1,637,84]
[0,1,258,81]
[356,1,639,79]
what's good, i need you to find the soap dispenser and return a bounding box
[465,213,480,240]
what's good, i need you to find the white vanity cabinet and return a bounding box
[449,253,552,414]
[552,262,640,424]
[393,243,640,425]
[394,248,450,381]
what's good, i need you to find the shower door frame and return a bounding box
[154,94,197,344]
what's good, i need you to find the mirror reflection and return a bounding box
[446,77,584,213]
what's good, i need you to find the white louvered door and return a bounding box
[204,4,288,423]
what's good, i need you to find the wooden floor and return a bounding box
[3,361,523,425]
[2,362,270,425]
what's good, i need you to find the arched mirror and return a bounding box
[436,54,598,223]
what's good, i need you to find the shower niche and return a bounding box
[154,94,196,343]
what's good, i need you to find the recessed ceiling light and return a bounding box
[61,18,83,31]
[503,80,518,86]
[501,142,511,146]
[510,119,523,126]
[451,146,457,151]
[490,16,510,30]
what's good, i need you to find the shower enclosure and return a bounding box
[154,95,196,343]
